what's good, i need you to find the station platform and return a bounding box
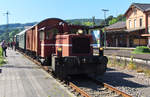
[104,48,150,60]
[0,49,74,97]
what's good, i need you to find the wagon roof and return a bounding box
[28,18,67,29]
[29,18,90,29]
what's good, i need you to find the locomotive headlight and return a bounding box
[78,29,83,34]
[99,47,104,56]
[57,47,62,52]
[99,47,103,51]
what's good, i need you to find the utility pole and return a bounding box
[4,11,10,41]
[4,11,10,29]
[102,9,109,48]
[92,16,95,26]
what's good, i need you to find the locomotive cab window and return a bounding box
[46,28,59,40]
[39,31,44,41]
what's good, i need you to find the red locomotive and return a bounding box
[17,18,108,79]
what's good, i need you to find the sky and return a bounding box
[0,0,150,25]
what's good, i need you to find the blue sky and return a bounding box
[0,0,150,25]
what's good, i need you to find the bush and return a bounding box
[133,46,150,54]
[0,47,5,66]
[0,47,2,57]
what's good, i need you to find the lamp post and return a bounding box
[102,9,109,48]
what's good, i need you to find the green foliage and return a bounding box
[73,21,82,25]
[109,18,118,25]
[65,20,72,24]
[82,21,94,26]
[100,14,126,26]
[0,47,2,57]
[132,46,150,54]
[127,56,136,70]
[9,29,22,41]
[66,19,103,26]
[0,47,5,66]
[117,14,126,21]
[0,22,36,42]
[0,28,22,42]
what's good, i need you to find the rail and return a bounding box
[69,82,91,97]
[89,77,132,97]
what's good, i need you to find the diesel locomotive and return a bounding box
[16,18,108,79]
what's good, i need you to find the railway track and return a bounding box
[18,50,132,97]
[68,76,132,97]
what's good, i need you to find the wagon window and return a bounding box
[40,31,44,41]
[46,28,59,40]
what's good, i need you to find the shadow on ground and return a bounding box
[97,67,147,88]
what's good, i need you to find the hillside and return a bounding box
[0,22,37,41]
[66,19,103,25]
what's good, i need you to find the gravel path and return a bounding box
[97,66,150,97]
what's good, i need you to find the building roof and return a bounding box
[133,3,150,11]
[105,21,126,31]
[125,3,150,16]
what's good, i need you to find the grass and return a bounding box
[132,46,150,54]
[127,56,137,70]
[108,55,150,77]
[0,47,6,66]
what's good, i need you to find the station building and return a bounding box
[106,3,150,47]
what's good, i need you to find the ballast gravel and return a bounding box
[97,66,150,97]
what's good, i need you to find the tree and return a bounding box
[73,21,82,25]
[82,21,93,26]
[100,15,114,26]
[117,14,126,21]
[66,20,72,24]
[109,18,118,25]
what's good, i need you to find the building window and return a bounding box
[129,20,132,28]
[134,19,136,28]
[140,18,142,27]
